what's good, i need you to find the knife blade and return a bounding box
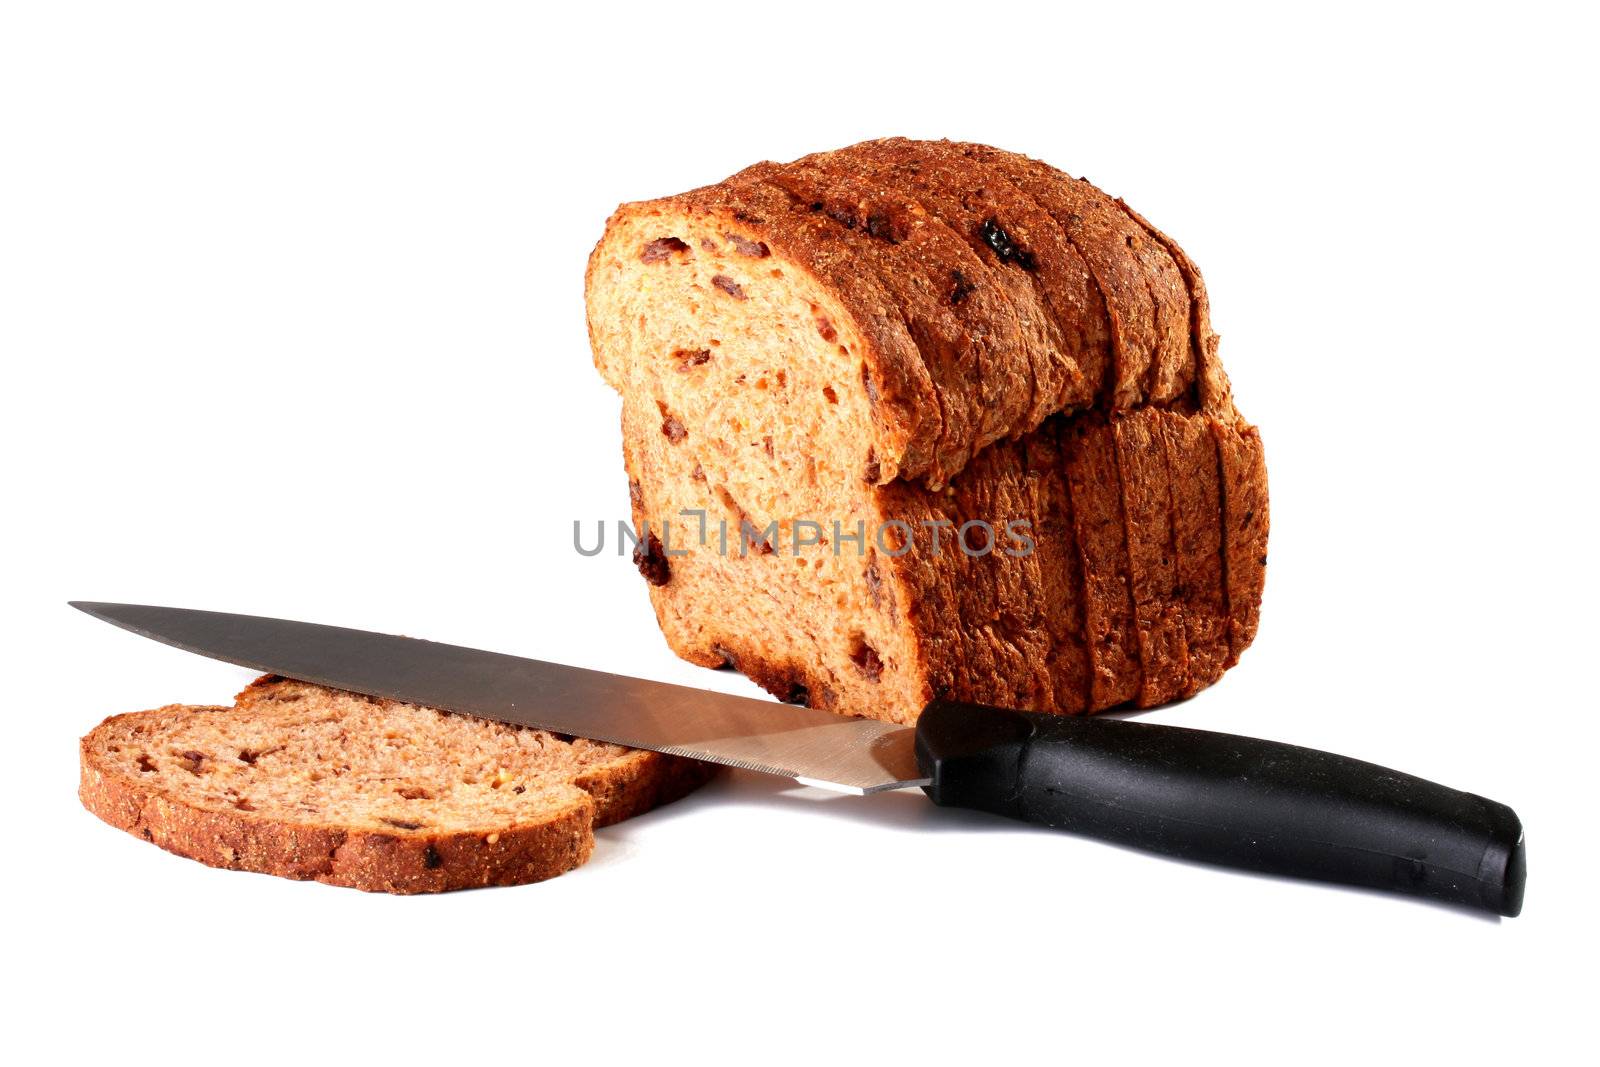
[70,601,1527,916]
[68,601,926,795]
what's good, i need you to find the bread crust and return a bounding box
[1064,414,1144,708]
[1114,409,1190,705]
[1019,418,1093,712]
[1213,418,1270,661]
[1155,408,1230,693]
[1111,196,1234,416]
[1089,190,1191,406]
[79,683,715,893]
[880,435,1055,711]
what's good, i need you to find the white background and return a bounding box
[4,2,1596,1062]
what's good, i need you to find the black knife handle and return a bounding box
[914,700,1525,916]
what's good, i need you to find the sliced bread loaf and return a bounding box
[586,139,1268,723]
[79,676,713,892]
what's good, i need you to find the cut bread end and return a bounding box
[590,199,932,722]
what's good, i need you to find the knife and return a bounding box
[70,601,1526,916]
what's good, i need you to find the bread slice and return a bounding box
[950,142,1171,412]
[739,157,1030,483]
[79,676,714,892]
[1113,409,1190,705]
[1110,195,1234,413]
[1154,407,1230,693]
[816,137,1098,426]
[1064,413,1143,707]
[586,139,1268,722]
[1215,421,1270,659]
[787,141,1065,436]
[1016,418,1092,712]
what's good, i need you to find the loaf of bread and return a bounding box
[79,676,714,891]
[586,138,1267,724]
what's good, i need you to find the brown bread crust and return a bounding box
[1155,408,1231,693]
[1111,196,1234,415]
[1064,414,1143,708]
[880,408,1225,714]
[79,679,714,892]
[1114,409,1190,705]
[1018,417,1092,712]
[1214,419,1270,660]
[891,435,1057,711]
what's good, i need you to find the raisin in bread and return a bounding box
[78,676,714,892]
[586,138,1268,724]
